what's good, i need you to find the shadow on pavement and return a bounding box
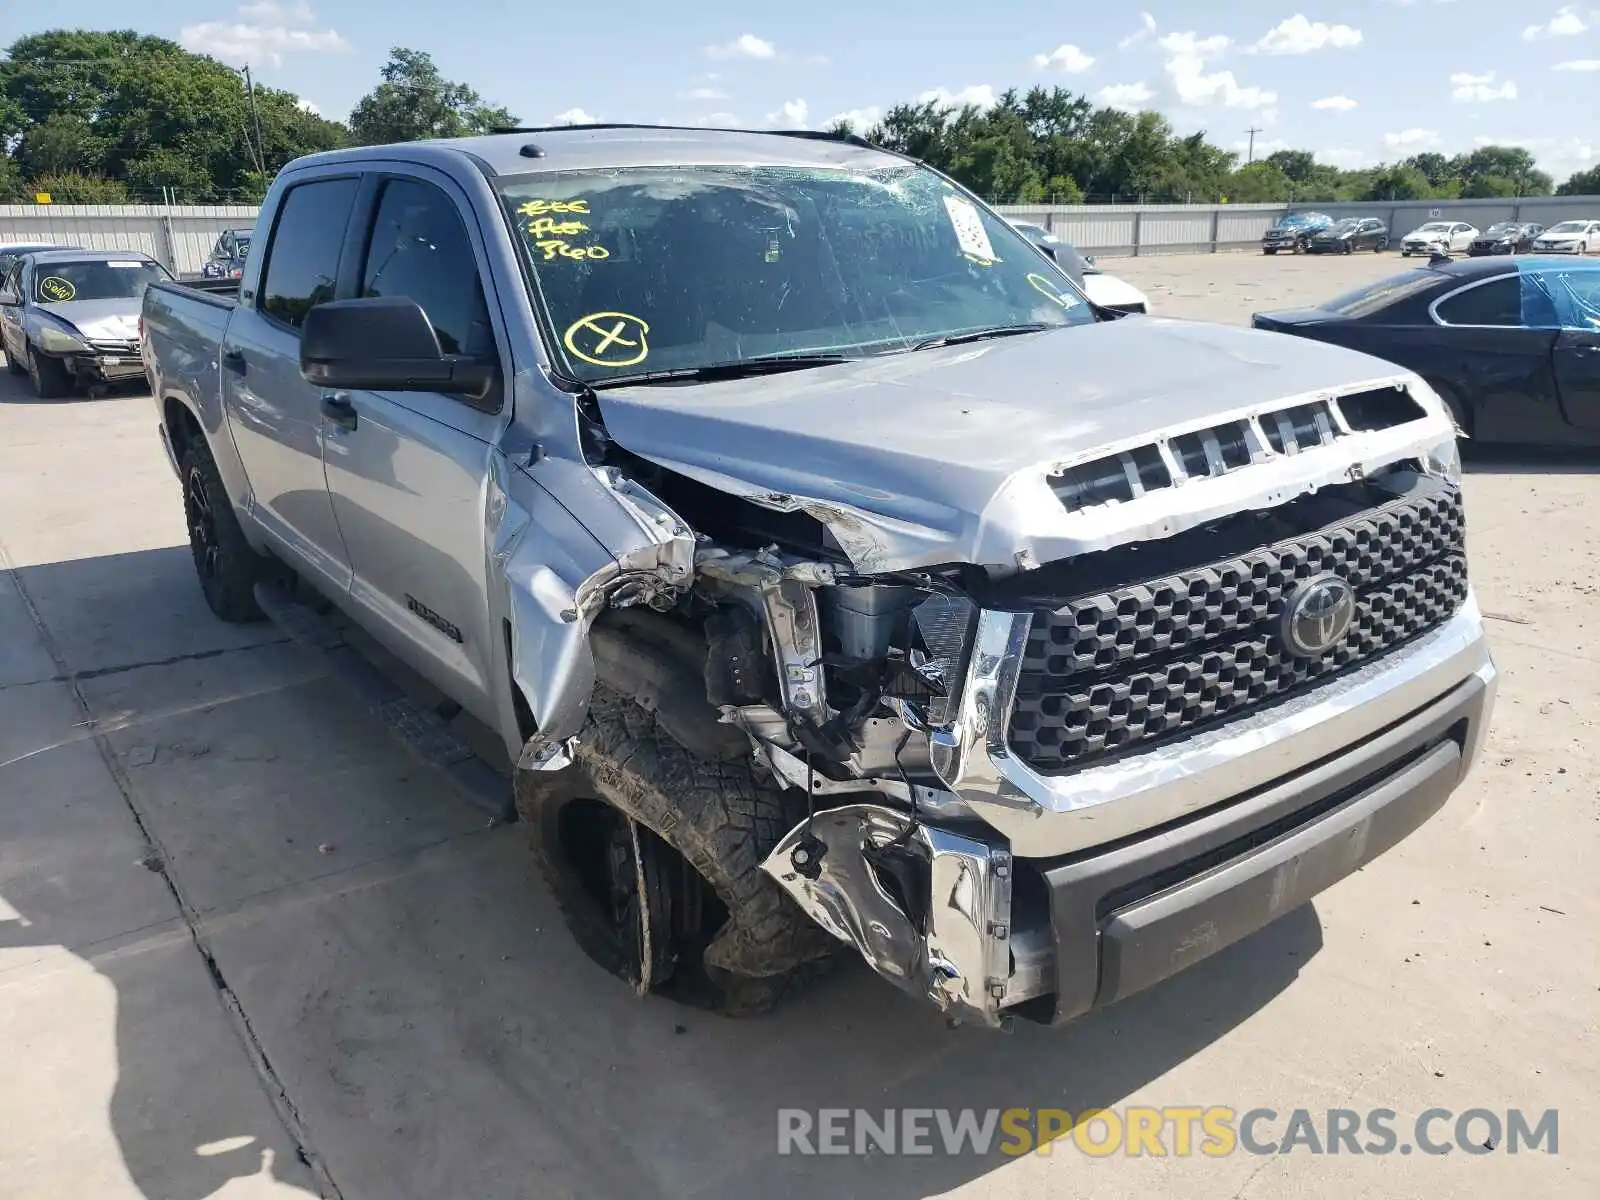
[2,543,1325,1200]
[1461,443,1600,475]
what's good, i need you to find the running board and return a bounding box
[254,581,516,824]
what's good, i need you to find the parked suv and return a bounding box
[1262,211,1333,254]
[141,126,1496,1028]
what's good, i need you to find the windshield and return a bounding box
[32,259,170,304]
[1274,213,1325,229]
[1413,223,1452,234]
[233,236,252,258]
[1546,221,1586,235]
[1321,269,1441,318]
[1328,219,1361,233]
[498,164,1094,382]
[1484,223,1519,236]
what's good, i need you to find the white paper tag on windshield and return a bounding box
[106,261,145,268]
[943,196,998,263]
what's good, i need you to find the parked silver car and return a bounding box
[0,249,172,397]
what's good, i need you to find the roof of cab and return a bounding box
[282,123,904,178]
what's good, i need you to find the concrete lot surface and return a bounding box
[1,251,1595,1199]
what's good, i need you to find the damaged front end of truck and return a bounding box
[509,342,1492,1028]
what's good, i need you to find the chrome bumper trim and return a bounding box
[929,592,1494,857]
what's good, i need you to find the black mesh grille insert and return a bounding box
[1006,480,1468,773]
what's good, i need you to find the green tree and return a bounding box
[0,29,349,201]
[1228,161,1293,202]
[1362,164,1435,201]
[27,171,130,202]
[1264,149,1315,186]
[349,48,516,145]
[1557,163,1600,195]
[0,154,23,201]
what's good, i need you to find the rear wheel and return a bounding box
[179,438,267,622]
[26,344,72,399]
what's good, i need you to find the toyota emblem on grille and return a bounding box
[1282,574,1356,657]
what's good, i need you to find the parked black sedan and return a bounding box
[1307,217,1390,254]
[1252,256,1600,447]
[1467,221,1545,256]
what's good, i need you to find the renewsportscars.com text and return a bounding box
[777,1106,1559,1158]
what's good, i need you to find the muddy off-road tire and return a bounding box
[180,438,268,623]
[517,625,836,1015]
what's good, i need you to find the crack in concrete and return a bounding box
[0,636,292,693]
[2,557,345,1200]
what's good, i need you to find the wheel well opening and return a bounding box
[164,398,202,461]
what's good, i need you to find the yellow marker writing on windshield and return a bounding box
[519,199,590,217]
[1026,272,1078,309]
[563,311,650,368]
[39,275,76,302]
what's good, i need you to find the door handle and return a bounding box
[222,348,246,375]
[321,392,358,430]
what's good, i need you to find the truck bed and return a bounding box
[142,279,239,434]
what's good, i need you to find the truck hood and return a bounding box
[36,299,141,342]
[594,316,1448,573]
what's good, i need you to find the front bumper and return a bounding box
[54,349,147,384]
[1468,242,1516,255]
[764,603,1495,1027]
[1532,243,1582,254]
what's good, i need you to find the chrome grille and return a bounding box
[1006,478,1468,773]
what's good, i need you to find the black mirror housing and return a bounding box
[299,296,492,398]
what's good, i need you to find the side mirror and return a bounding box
[299,296,492,398]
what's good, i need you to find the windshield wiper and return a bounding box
[910,323,1053,352]
[586,353,853,388]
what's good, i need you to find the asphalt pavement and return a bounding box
[1,250,1595,1199]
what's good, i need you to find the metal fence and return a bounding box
[5,194,1599,270]
[0,204,259,275]
[996,194,1600,258]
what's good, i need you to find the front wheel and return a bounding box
[26,344,72,399]
[179,438,268,622]
[517,683,835,1016]
[1263,248,1277,256]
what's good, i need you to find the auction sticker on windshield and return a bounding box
[106,260,146,268]
[943,196,999,264]
[564,311,650,368]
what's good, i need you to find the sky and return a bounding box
[6,0,1599,181]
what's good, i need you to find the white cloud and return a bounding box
[681,86,729,101]
[1032,44,1095,73]
[1522,6,1587,38]
[1319,146,1376,169]
[1554,58,1600,70]
[1450,71,1517,102]
[551,107,598,125]
[1159,31,1232,58]
[239,0,314,19]
[295,97,320,115]
[1384,128,1441,148]
[706,34,776,59]
[829,105,883,131]
[1234,137,1289,157]
[1095,82,1155,109]
[180,3,347,67]
[1474,134,1598,178]
[1251,15,1363,54]
[1311,94,1359,110]
[917,84,999,109]
[1159,32,1276,109]
[766,98,808,127]
[1119,12,1158,49]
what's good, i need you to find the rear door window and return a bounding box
[259,177,359,330]
[1526,267,1600,332]
[1433,275,1522,327]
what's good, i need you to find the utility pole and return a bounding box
[1245,126,1263,164]
[243,64,267,176]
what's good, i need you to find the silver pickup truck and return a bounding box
[141,125,1497,1029]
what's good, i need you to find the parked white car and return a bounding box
[1008,221,1153,314]
[1530,219,1600,255]
[1399,221,1478,257]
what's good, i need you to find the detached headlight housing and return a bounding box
[36,323,88,353]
